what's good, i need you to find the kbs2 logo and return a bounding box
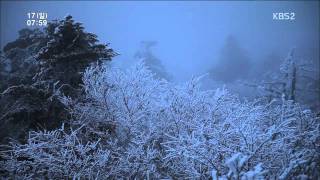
[273,12,295,21]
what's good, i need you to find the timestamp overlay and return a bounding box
[26,12,48,27]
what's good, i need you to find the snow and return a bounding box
[1,61,319,179]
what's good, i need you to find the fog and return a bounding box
[1,1,319,82]
[1,3,320,177]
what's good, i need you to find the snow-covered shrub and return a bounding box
[0,124,113,179]
[63,61,168,178]
[212,152,267,180]
[1,61,319,179]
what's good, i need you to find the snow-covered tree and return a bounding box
[247,49,319,110]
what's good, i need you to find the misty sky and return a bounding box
[1,1,319,81]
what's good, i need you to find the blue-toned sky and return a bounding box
[1,1,319,81]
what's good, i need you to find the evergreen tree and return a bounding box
[35,15,117,91]
[134,41,170,80]
[1,28,46,92]
[210,35,251,82]
[0,52,6,91]
[0,15,116,144]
